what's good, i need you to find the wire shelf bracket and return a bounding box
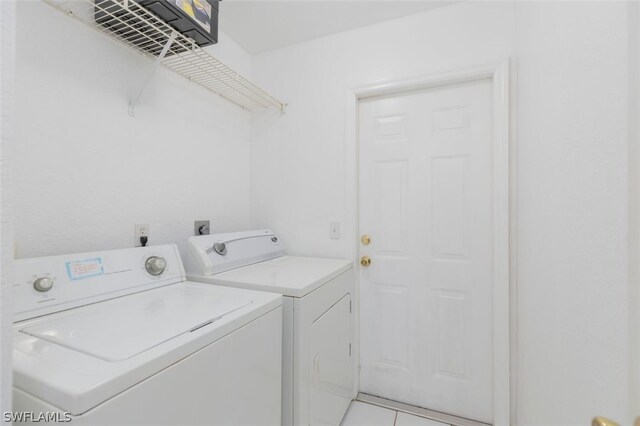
[128,30,176,116]
[42,0,287,115]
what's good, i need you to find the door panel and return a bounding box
[309,294,352,426]
[358,79,493,423]
[375,160,408,254]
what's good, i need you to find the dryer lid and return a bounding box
[19,285,252,361]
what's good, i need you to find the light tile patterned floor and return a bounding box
[341,401,450,426]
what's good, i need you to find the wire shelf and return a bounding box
[43,0,286,112]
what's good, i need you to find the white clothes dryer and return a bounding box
[184,230,356,426]
[12,244,283,425]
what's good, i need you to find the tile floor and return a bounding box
[341,401,450,426]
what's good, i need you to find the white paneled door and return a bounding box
[358,78,494,423]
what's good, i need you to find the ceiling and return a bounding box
[218,1,457,54]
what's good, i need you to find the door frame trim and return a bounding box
[345,59,512,426]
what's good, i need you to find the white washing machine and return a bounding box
[12,244,283,425]
[184,230,356,426]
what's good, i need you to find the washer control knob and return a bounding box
[145,256,167,276]
[33,277,54,292]
[213,242,227,256]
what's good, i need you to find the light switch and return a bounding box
[329,222,341,239]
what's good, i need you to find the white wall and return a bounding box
[250,2,631,425]
[13,1,254,259]
[0,0,15,420]
[515,2,629,425]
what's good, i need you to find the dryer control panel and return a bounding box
[13,244,185,322]
[185,229,285,276]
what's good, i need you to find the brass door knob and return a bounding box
[360,256,371,267]
[592,417,620,426]
[361,234,371,245]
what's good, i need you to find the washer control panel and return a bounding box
[13,244,184,322]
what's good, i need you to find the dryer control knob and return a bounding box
[213,242,227,256]
[145,256,167,276]
[33,277,54,292]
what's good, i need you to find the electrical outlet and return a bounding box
[329,222,341,239]
[194,220,210,236]
[135,224,150,247]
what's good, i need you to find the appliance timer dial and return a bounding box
[33,277,54,292]
[145,256,167,276]
[213,242,227,256]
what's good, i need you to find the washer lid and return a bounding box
[20,285,251,361]
[193,256,353,297]
[13,282,282,416]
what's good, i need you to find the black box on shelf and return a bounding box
[140,0,219,46]
[95,0,219,50]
